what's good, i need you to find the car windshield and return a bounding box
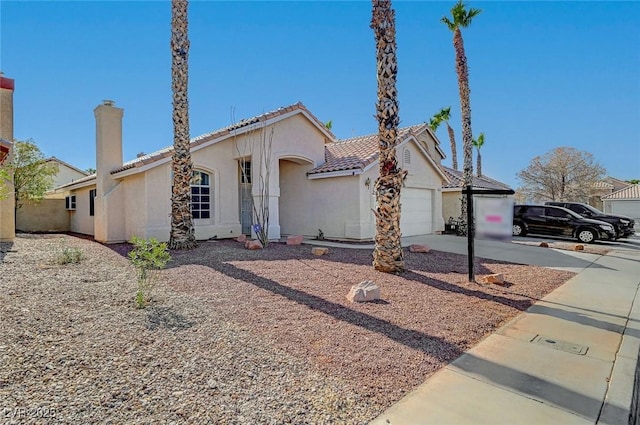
[560,208,585,219]
[582,204,602,214]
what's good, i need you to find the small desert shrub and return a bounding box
[56,245,85,265]
[128,236,171,309]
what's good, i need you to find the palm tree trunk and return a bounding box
[169,0,196,250]
[446,122,458,171]
[371,0,405,273]
[476,151,482,176]
[454,27,474,235]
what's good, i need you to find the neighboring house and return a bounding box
[589,177,631,210]
[440,165,513,223]
[16,157,89,233]
[602,184,640,232]
[57,101,449,243]
[46,157,90,194]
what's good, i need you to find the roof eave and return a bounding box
[307,169,363,180]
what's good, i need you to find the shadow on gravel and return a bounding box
[160,241,539,312]
[146,306,194,331]
[0,241,14,264]
[213,260,465,362]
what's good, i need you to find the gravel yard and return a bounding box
[1,234,576,424]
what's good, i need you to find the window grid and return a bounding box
[191,171,211,220]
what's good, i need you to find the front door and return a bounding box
[239,161,253,235]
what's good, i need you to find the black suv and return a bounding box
[545,202,635,239]
[513,204,616,243]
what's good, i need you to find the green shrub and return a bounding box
[56,245,85,265]
[128,236,171,308]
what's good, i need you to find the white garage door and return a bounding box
[400,188,433,236]
[609,201,640,232]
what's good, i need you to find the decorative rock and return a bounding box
[311,247,329,256]
[482,273,505,285]
[287,235,303,245]
[237,234,247,243]
[246,240,263,250]
[347,280,381,303]
[539,242,549,248]
[409,244,430,253]
[574,244,584,251]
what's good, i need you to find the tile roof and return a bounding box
[440,165,512,191]
[55,173,97,190]
[591,181,615,189]
[307,124,428,175]
[602,184,640,200]
[110,102,333,175]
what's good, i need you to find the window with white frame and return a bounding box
[65,195,76,210]
[191,170,211,219]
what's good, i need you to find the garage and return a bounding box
[602,184,640,232]
[400,187,433,236]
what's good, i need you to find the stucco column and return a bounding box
[94,100,125,243]
[0,74,15,242]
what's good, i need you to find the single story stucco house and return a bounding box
[58,101,450,243]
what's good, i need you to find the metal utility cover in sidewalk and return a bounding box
[531,335,589,355]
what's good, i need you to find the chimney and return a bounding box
[94,100,126,243]
[0,73,15,142]
[94,100,123,196]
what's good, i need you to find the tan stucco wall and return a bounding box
[1,82,15,242]
[443,191,463,222]
[0,197,13,241]
[16,199,69,232]
[280,160,361,239]
[69,186,96,236]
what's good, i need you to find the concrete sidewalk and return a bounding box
[361,238,640,424]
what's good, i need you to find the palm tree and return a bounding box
[472,132,484,176]
[429,106,458,170]
[371,0,405,273]
[442,0,481,233]
[169,0,196,250]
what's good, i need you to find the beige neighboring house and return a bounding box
[45,157,90,199]
[589,177,631,210]
[0,74,15,242]
[440,166,513,223]
[15,157,89,233]
[602,184,640,232]
[57,100,449,243]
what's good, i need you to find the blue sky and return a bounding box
[2,1,639,188]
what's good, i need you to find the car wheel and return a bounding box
[577,229,596,243]
[512,223,524,236]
